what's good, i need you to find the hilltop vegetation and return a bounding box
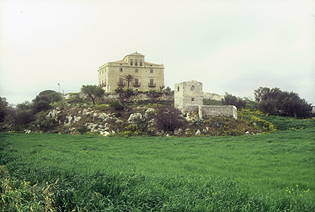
[0,86,314,136]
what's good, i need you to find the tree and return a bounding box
[281,92,311,118]
[123,74,134,89]
[155,106,187,133]
[163,86,172,95]
[33,90,62,104]
[14,101,34,126]
[147,89,162,103]
[0,97,8,123]
[32,90,63,113]
[81,85,105,105]
[159,85,165,93]
[114,87,134,104]
[254,87,283,116]
[222,93,246,109]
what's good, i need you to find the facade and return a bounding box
[174,80,203,112]
[98,52,164,93]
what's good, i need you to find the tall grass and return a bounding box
[1,129,315,211]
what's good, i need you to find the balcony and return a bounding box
[133,83,141,88]
[117,82,126,87]
[148,83,156,88]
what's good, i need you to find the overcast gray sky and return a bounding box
[1,0,314,105]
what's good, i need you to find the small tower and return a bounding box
[174,80,203,112]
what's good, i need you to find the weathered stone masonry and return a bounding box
[174,80,237,119]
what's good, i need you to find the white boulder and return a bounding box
[128,113,143,123]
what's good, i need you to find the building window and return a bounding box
[177,86,180,91]
[148,79,156,87]
[140,60,143,66]
[120,68,123,72]
[150,69,153,73]
[135,60,138,66]
[135,69,138,73]
[191,98,194,102]
[130,59,133,66]
[133,78,141,87]
[118,77,125,86]
[191,85,195,91]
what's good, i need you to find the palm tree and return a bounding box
[124,74,134,89]
[159,85,165,93]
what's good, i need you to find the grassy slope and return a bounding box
[1,128,315,211]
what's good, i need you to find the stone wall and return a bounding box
[198,105,237,119]
[174,80,237,119]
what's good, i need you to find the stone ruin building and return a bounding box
[174,80,237,119]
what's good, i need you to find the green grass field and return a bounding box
[1,128,315,211]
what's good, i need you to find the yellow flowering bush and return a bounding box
[238,109,277,134]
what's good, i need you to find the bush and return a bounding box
[238,109,277,134]
[119,125,143,137]
[77,125,88,134]
[34,113,58,133]
[155,106,187,133]
[109,101,124,111]
[222,93,246,109]
[124,88,134,99]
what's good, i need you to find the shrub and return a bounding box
[124,88,134,99]
[155,106,187,133]
[109,101,124,111]
[119,125,143,137]
[77,125,88,134]
[194,118,204,126]
[238,109,277,134]
[34,113,58,133]
[222,93,246,109]
[94,104,110,112]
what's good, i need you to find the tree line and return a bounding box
[221,87,312,118]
